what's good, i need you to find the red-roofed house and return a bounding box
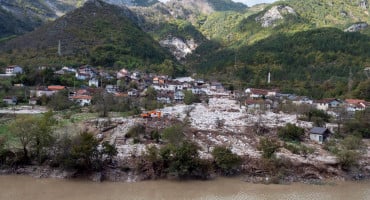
[48,85,66,91]
[345,99,367,112]
[71,95,92,106]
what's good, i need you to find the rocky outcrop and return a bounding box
[159,37,198,60]
[256,5,296,28]
[345,22,368,32]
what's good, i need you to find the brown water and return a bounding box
[0,175,369,200]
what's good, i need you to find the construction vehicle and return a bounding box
[141,111,161,119]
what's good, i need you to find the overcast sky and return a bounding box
[158,0,278,7]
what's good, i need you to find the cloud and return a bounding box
[158,0,277,6]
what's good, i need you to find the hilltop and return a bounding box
[0,0,175,71]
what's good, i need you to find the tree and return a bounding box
[48,90,75,111]
[278,123,305,142]
[34,111,56,163]
[9,115,39,162]
[69,132,101,171]
[354,80,370,101]
[168,141,204,178]
[212,146,242,175]
[93,91,114,117]
[184,90,200,105]
[258,137,280,159]
[101,141,117,163]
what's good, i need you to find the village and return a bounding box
[0,64,370,182]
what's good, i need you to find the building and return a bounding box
[174,91,185,102]
[345,99,367,112]
[89,78,99,87]
[48,85,66,91]
[315,98,341,111]
[70,95,92,106]
[309,127,331,144]
[3,96,17,105]
[5,65,23,75]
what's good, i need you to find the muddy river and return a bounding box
[0,175,369,200]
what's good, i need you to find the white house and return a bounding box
[309,127,331,144]
[89,78,99,87]
[174,91,185,102]
[315,98,341,111]
[3,96,17,105]
[5,65,23,75]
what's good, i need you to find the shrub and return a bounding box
[212,146,242,175]
[258,137,280,159]
[278,123,305,142]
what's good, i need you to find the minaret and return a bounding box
[267,72,271,84]
[58,40,62,56]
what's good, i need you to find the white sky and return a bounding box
[158,0,278,7]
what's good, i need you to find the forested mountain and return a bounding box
[0,0,176,73]
[0,0,158,39]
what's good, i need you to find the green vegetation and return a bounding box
[278,123,305,142]
[184,90,200,105]
[211,146,242,175]
[0,1,174,73]
[258,137,280,159]
[343,108,370,138]
[324,135,365,170]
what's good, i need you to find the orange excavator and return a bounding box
[141,111,162,119]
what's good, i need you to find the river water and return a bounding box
[0,175,369,200]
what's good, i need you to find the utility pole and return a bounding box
[58,40,62,56]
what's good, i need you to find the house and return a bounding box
[309,127,331,144]
[128,89,138,97]
[157,95,172,104]
[245,88,278,99]
[5,65,23,75]
[245,99,264,110]
[105,85,118,93]
[174,91,185,102]
[48,85,66,91]
[30,87,57,98]
[75,65,97,80]
[89,78,99,87]
[174,77,195,83]
[345,99,367,112]
[70,95,92,106]
[3,96,17,105]
[292,96,313,105]
[117,68,129,79]
[315,98,341,111]
[29,98,38,105]
[210,82,225,93]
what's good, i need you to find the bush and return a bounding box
[337,149,360,170]
[258,137,280,159]
[161,125,184,145]
[278,123,305,142]
[212,146,242,175]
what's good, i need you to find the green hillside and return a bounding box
[190,28,370,98]
[0,0,175,71]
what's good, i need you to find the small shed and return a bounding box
[309,127,330,144]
